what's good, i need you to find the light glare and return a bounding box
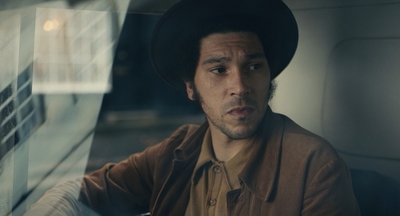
[43,20,54,31]
[43,20,60,31]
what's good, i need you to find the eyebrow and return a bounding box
[201,53,266,65]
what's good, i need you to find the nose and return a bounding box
[229,69,250,96]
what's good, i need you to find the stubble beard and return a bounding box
[191,84,268,140]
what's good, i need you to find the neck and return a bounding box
[208,124,254,162]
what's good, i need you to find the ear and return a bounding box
[184,81,195,101]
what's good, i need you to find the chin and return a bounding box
[225,125,258,140]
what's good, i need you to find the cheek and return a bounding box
[201,76,219,89]
[252,75,269,88]
[195,75,221,95]
[208,82,220,92]
[253,79,271,101]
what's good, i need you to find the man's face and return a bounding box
[185,32,271,140]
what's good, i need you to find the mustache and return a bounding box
[222,97,257,112]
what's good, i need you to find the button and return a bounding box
[213,165,222,173]
[209,198,217,206]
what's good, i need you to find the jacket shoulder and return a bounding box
[158,124,201,150]
[281,114,327,143]
[278,114,342,164]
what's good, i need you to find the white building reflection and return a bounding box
[33,7,115,93]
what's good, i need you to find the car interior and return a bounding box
[0,0,399,215]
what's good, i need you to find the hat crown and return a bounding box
[150,0,298,90]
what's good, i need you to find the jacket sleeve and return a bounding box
[301,157,360,216]
[78,143,161,215]
[25,143,161,216]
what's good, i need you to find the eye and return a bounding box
[249,63,262,71]
[210,67,226,74]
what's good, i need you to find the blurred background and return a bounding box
[0,0,399,215]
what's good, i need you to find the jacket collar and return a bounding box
[238,107,284,202]
[173,121,209,161]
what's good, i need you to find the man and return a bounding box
[28,0,360,215]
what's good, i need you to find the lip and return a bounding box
[227,106,255,117]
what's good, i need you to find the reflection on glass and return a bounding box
[0,1,130,214]
[43,19,60,32]
[33,8,115,93]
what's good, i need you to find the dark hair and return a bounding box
[175,15,277,82]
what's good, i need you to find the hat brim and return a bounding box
[150,0,298,90]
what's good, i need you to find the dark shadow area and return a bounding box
[86,13,205,173]
[98,13,202,119]
[350,169,400,216]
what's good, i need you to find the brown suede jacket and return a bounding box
[78,108,360,215]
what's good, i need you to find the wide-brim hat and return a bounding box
[150,0,298,90]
